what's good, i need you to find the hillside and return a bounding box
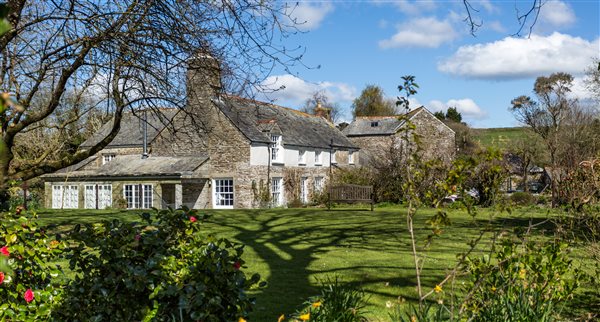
[472,127,531,150]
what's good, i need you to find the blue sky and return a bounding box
[257,0,600,128]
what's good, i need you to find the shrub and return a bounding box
[56,207,261,321]
[509,191,535,206]
[292,277,368,322]
[0,208,66,321]
[463,239,580,322]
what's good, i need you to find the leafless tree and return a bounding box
[463,0,542,36]
[0,0,303,196]
[300,90,341,124]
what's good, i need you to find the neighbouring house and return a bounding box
[43,53,358,210]
[342,108,456,165]
[502,153,548,193]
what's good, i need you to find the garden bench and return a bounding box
[328,184,374,211]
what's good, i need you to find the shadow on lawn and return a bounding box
[211,208,417,318]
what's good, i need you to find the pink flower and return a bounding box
[24,289,34,303]
[135,234,141,241]
[0,246,9,256]
[233,261,241,270]
[0,272,5,284]
[189,216,197,223]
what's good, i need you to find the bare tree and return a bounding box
[462,0,542,36]
[300,90,341,124]
[0,1,303,196]
[510,72,580,206]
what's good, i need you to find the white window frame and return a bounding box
[349,151,355,164]
[271,177,283,206]
[213,178,234,209]
[314,177,324,194]
[123,184,153,209]
[102,154,116,165]
[300,177,308,203]
[298,149,306,165]
[315,150,322,165]
[270,135,283,164]
[331,150,337,164]
[52,185,79,209]
[85,184,112,209]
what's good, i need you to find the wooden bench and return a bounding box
[328,184,374,211]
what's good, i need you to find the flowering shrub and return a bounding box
[291,277,368,322]
[463,239,580,321]
[55,207,260,321]
[0,207,65,320]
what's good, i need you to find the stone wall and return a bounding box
[348,110,455,166]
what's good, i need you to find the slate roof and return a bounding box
[217,96,358,149]
[342,107,423,137]
[81,108,179,148]
[44,154,208,179]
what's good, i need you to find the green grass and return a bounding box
[34,206,595,321]
[473,127,529,150]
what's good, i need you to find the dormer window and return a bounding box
[271,135,283,163]
[102,154,116,165]
[370,121,379,127]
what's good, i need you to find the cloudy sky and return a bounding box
[256,0,599,128]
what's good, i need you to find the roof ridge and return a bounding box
[224,94,318,119]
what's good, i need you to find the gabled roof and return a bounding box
[44,154,208,179]
[216,96,357,150]
[342,107,424,137]
[81,108,179,148]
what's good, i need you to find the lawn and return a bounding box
[35,205,596,321]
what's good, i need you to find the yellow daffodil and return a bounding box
[411,315,418,322]
[491,286,497,292]
[278,314,285,322]
[434,284,442,293]
[519,268,527,279]
[238,318,247,322]
[312,301,321,308]
[299,312,310,321]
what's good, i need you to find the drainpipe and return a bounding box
[267,142,272,208]
[142,110,149,159]
[328,139,333,210]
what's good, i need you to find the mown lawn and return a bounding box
[36,205,596,321]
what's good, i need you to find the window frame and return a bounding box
[271,177,283,206]
[315,150,322,166]
[102,154,116,165]
[52,184,79,209]
[123,184,153,209]
[348,151,355,164]
[300,177,308,203]
[213,178,234,209]
[84,184,113,209]
[314,176,324,194]
[298,149,306,165]
[270,134,283,164]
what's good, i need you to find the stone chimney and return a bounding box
[187,49,222,102]
[314,101,332,122]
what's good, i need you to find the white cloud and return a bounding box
[570,76,594,101]
[287,2,334,31]
[487,21,506,33]
[479,0,499,13]
[390,0,437,15]
[427,99,487,120]
[438,32,599,79]
[260,74,357,107]
[379,17,458,49]
[538,0,576,30]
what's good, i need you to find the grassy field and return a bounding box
[35,206,596,321]
[472,127,529,150]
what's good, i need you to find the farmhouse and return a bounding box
[43,54,358,210]
[342,108,456,165]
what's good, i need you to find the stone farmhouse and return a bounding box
[342,108,456,165]
[43,54,358,210]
